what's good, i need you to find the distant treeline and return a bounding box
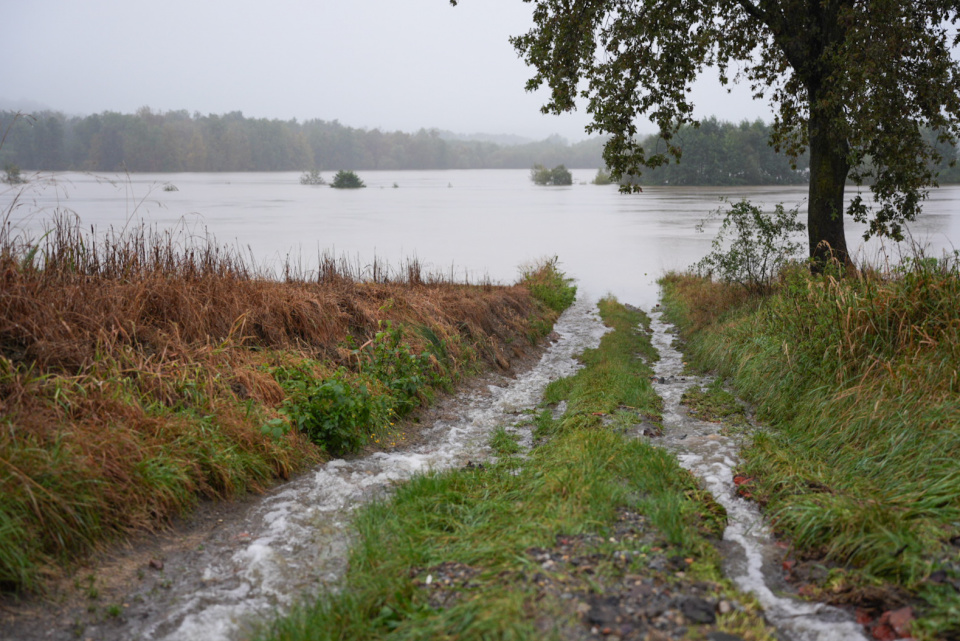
[633,117,959,186]
[2,109,956,184]
[0,108,604,172]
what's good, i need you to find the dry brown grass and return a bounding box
[0,215,556,591]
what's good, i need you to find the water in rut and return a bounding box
[66,298,609,641]
[649,310,869,641]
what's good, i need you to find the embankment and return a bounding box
[661,261,960,640]
[0,218,572,593]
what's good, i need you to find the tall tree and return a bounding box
[456,0,960,265]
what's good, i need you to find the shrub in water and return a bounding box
[530,164,573,186]
[300,169,326,185]
[330,170,365,189]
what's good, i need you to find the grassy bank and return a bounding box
[661,259,960,639]
[0,217,571,593]
[259,299,777,641]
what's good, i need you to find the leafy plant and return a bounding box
[330,170,365,189]
[276,368,379,455]
[695,199,805,293]
[530,164,572,186]
[356,321,436,416]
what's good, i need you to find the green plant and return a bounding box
[695,199,805,293]
[356,321,437,416]
[330,170,365,189]
[299,169,326,185]
[530,164,573,186]
[275,367,378,455]
[520,256,577,312]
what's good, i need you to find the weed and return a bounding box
[520,256,577,313]
[681,378,748,426]
[488,426,521,456]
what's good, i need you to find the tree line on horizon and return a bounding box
[2,108,957,185]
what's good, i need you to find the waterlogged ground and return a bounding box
[3,302,879,641]
[1,299,609,641]
[649,310,870,641]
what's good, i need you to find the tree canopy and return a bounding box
[466,0,960,264]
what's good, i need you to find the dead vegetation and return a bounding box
[0,214,561,592]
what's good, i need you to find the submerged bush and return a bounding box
[330,170,365,189]
[2,163,26,185]
[530,164,573,186]
[299,169,326,185]
[592,168,613,185]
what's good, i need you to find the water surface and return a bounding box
[4,170,958,308]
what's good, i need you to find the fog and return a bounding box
[2,0,777,140]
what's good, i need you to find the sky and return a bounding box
[1,0,778,141]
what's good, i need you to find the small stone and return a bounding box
[717,600,733,615]
[882,606,914,637]
[680,597,716,624]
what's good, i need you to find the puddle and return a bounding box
[71,298,608,641]
[648,310,869,641]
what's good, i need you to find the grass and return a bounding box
[0,213,569,593]
[257,298,777,641]
[681,378,748,428]
[660,256,960,639]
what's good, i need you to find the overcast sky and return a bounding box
[2,0,777,141]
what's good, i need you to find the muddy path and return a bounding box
[2,302,878,641]
[1,299,609,641]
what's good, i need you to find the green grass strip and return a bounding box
[258,298,775,641]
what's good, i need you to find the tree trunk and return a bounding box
[807,102,851,270]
